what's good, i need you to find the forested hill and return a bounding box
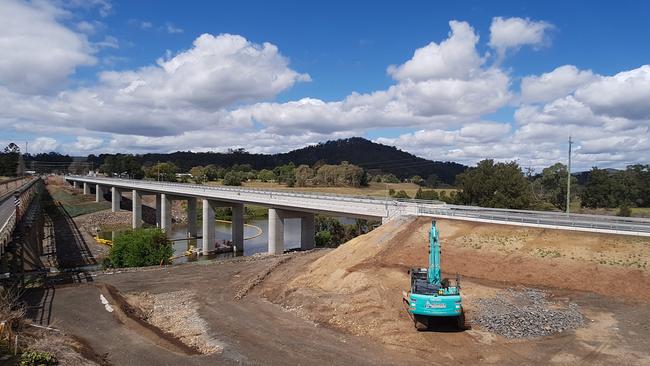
[275,138,466,184]
[89,137,466,184]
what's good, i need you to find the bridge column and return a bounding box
[300,213,315,250]
[111,187,121,212]
[73,181,78,189]
[202,199,215,255]
[155,194,161,227]
[231,203,244,252]
[268,208,284,255]
[83,182,90,195]
[95,184,103,202]
[161,194,172,233]
[132,190,142,229]
[187,198,197,238]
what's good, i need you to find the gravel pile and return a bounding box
[472,288,584,338]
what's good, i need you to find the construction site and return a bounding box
[19,204,650,365]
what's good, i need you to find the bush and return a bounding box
[315,230,333,247]
[20,351,57,366]
[618,204,632,217]
[222,171,243,186]
[392,190,410,199]
[109,228,173,267]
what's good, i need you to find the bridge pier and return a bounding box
[111,187,121,212]
[161,194,172,233]
[155,194,161,227]
[202,199,215,255]
[83,182,90,195]
[73,181,78,189]
[187,197,197,238]
[268,209,315,255]
[132,190,142,229]
[95,184,104,202]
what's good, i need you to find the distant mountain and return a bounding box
[89,137,467,184]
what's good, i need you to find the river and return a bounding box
[100,217,357,264]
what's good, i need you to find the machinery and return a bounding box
[403,219,464,331]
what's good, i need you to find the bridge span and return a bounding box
[64,176,650,256]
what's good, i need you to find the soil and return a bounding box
[25,214,650,365]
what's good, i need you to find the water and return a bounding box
[99,217,358,264]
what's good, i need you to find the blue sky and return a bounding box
[1,0,649,170]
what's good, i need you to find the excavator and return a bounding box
[403,219,465,331]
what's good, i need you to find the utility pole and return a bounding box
[566,136,573,214]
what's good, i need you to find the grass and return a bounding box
[206,180,458,199]
[48,185,110,217]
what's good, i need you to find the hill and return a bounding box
[90,137,466,184]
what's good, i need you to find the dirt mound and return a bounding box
[259,216,650,365]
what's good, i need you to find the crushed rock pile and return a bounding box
[472,288,584,338]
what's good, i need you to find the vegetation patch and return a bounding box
[108,228,173,268]
[48,186,110,217]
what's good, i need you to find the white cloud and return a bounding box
[489,17,553,60]
[575,65,650,120]
[387,21,483,81]
[73,136,103,151]
[31,137,59,153]
[0,0,96,94]
[95,35,119,49]
[165,22,183,34]
[237,21,511,134]
[520,65,597,103]
[140,21,152,29]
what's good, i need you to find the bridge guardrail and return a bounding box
[0,177,41,252]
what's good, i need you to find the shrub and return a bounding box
[392,190,410,199]
[315,230,333,247]
[618,204,632,217]
[109,228,173,267]
[20,351,57,366]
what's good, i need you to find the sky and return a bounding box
[1,0,649,170]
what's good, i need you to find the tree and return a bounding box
[425,174,439,188]
[273,162,296,186]
[204,164,220,181]
[392,190,410,199]
[0,143,20,176]
[190,166,207,184]
[223,171,243,186]
[581,167,613,208]
[294,164,314,187]
[415,188,439,200]
[257,169,275,182]
[456,159,532,209]
[411,175,423,185]
[144,162,178,182]
[535,163,577,211]
[100,154,143,178]
[108,228,173,268]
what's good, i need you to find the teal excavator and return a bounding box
[403,220,465,331]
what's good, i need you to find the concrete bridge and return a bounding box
[64,176,416,255]
[64,176,650,256]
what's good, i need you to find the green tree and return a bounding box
[204,164,220,181]
[456,159,532,209]
[109,228,173,268]
[223,171,243,186]
[392,190,410,199]
[415,188,439,200]
[425,174,439,188]
[100,154,144,178]
[257,169,275,182]
[190,166,207,184]
[581,167,613,208]
[536,163,577,210]
[144,162,178,182]
[411,175,423,185]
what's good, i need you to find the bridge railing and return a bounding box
[0,177,41,252]
[418,206,650,235]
